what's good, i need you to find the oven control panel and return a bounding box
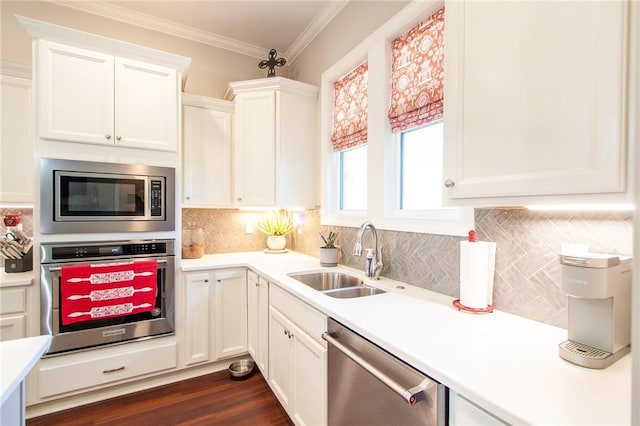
[45,240,173,261]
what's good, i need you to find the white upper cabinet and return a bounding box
[37,40,178,152]
[0,73,32,204]
[444,1,632,204]
[19,16,190,154]
[182,94,233,207]
[226,77,319,209]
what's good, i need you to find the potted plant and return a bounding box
[256,210,294,251]
[319,231,339,266]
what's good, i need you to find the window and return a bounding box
[340,145,367,210]
[320,1,474,235]
[331,62,368,212]
[399,121,443,210]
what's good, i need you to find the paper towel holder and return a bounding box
[452,299,494,314]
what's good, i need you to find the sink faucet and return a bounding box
[352,221,383,279]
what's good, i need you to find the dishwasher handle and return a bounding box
[322,331,433,406]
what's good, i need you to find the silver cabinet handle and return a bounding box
[105,134,112,140]
[322,332,433,405]
[444,179,455,188]
[116,136,122,141]
[103,366,125,374]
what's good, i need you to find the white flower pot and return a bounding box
[319,247,339,267]
[267,235,287,250]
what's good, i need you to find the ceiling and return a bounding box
[51,0,350,62]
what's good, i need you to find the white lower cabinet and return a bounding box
[449,390,507,426]
[183,269,247,366]
[247,271,269,376]
[268,284,327,426]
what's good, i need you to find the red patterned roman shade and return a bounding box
[388,8,445,133]
[331,62,368,152]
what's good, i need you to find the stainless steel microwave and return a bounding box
[40,158,175,234]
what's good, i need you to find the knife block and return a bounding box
[4,247,33,273]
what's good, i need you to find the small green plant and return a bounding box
[256,210,294,236]
[320,231,337,248]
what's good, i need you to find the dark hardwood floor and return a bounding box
[27,369,293,426]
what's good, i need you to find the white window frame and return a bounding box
[320,0,473,236]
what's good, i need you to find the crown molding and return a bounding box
[46,0,347,63]
[286,1,348,63]
[0,60,31,79]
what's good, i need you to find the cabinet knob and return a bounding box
[204,279,209,283]
[255,282,260,287]
[444,179,455,188]
[105,134,112,140]
[185,195,190,200]
[237,197,242,202]
[116,136,122,141]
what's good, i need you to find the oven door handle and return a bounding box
[46,259,168,272]
[322,331,433,405]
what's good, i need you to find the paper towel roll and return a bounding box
[459,240,496,309]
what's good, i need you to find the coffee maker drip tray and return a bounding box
[559,340,629,369]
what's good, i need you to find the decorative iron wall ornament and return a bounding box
[258,49,286,77]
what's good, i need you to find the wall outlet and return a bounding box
[245,221,254,234]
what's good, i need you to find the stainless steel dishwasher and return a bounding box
[322,318,447,425]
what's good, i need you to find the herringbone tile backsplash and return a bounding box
[182,207,632,328]
[318,209,633,328]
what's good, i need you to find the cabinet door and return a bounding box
[184,272,212,366]
[213,269,247,359]
[234,90,276,206]
[0,75,32,203]
[444,1,628,200]
[449,391,507,426]
[183,104,232,206]
[37,40,114,145]
[247,272,259,361]
[257,277,269,376]
[0,315,26,342]
[291,322,327,426]
[268,306,294,409]
[115,57,178,152]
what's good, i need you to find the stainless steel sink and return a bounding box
[322,286,386,299]
[288,271,385,298]
[288,272,364,291]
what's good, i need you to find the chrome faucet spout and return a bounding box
[352,221,383,279]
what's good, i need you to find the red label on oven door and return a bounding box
[60,260,158,325]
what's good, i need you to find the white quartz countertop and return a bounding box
[0,335,51,406]
[182,251,632,425]
[0,269,34,288]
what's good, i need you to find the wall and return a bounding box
[182,208,633,329]
[288,1,409,86]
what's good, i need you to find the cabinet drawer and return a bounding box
[38,340,177,398]
[0,315,26,341]
[270,284,326,344]
[0,288,26,314]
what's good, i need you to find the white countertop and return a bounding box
[0,335,51,406]
[0,269,34,288]
[183,251,632,426]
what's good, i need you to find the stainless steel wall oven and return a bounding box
[40,239,175,356]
